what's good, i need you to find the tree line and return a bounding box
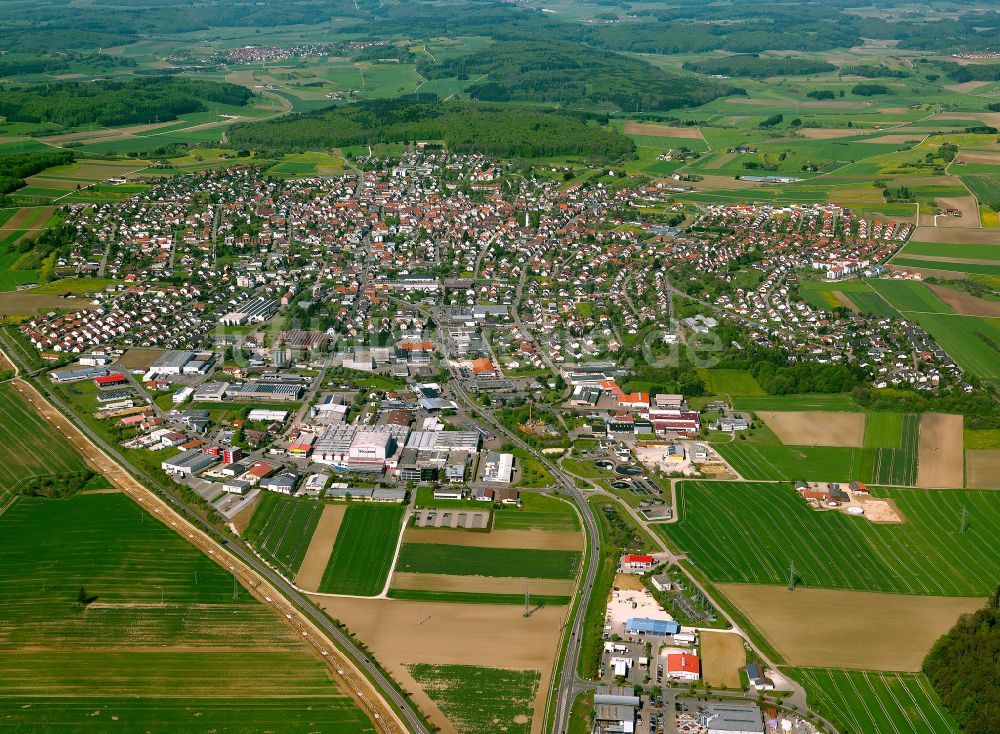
[415,40,740,112]
[227,97,635,161]
[0,150,76,201]
[923,592,1000,734]
[0,78,252,129]
[682,55,835,79]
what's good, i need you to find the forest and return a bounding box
[681,55,835,79]
[415,40,740,112]
[0,150,76,199]
[227,97,635,160]
[0,78,253,129]
[923,594,1000,734]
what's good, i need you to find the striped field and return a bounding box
[667,481,1000,596]
[790,668,959,734]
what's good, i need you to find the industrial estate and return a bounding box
[0,1,998,733]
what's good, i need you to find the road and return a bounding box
[0,331,430,734]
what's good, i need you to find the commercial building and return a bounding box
[220,297,277,326]
[482,452,514,484]
[697,703,765,734]
[625,618,680,636]
[161,449,217,478]
[227,381,303,402]
[621,554,655,572]
[665,653,701,682]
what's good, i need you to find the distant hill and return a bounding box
[226,96,635,161]
[415,40,742,113]
[0,78,253,129]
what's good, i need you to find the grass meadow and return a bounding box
[244,492,323,577]
[0,493,373,732]
[406,664,539,734]
[790,668,959,734]
[395,543,581,579]
[0,383,89,504]
[666,481,1000,596]
[492,492,581,532]
[732,394,861,412]
[317,504,405,595]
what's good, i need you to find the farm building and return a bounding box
[625,618,680,636]
[697,703,764,734]
[621,554,655,572]
[665,653,700,681]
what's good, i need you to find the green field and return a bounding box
[899,241,1000,261]
[714,443,861,481]
[962,174,1000,209]
[406,664,540,734]
[395,543,581,579]
[732,394,861,412]
[387,589,571,606]
[862,413,919,486]
[667,481,1000,596]
[869,280,953,314]
[0,493,373,732]
[907,312,1000,380]
[244,493,323,577]
[0,383,89,504]
[492,493,580,532]
[863,412,903,448]
[317,504,405,596]
[790,668,959,734]
[699,368,765,396]
[891,257,1000,276]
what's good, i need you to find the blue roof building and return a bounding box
[625,617,680,636]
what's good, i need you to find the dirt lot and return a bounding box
[934,196,980,227]
[832,290,860,312]
[117,348,166,371]
[231,495,259,534]
[956,151,1000,165]
[888,263,965,279]
[910,225,1000,244]
[309,596,564,734]
[966,450,1000,489]
[917,413,965,488]
[623,122,703,139]
[717,584,985,671]
[798,128,862,139]
[403,527,582,551]
[389,572,575,596]
[699,631,745,688]
[858,133,926,144]
[0,292,93,317]
[927,284,1000,317]
[295,504,346,590]
[758,411,865,447]
[613,573,647,592]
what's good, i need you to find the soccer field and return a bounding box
[666,481,1000,596]
[318,504,405,596]
[790,668,959,734]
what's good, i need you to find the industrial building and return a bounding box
[625,618,680,636]
[227,381,303,402]
[161,449,217,478]
[697,703,765,734]
[482,452,514,484]
[219,297,277,326]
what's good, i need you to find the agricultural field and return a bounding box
[243,493,324,577]
[790,668,959,734]
[714,442,861,481]
[731,394,861,412]
[317,504,405,596]
[719,585,983,671]
[667,481,1000,596]
[395,543,581,580]
[0,382,89,504]
[492,492,581,532]
[699,632,745,689]
[698,368,765,396]
[961,174,1000,208]
[405,664,539,734]
[0,492,373,732]
[861,413,919,486]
